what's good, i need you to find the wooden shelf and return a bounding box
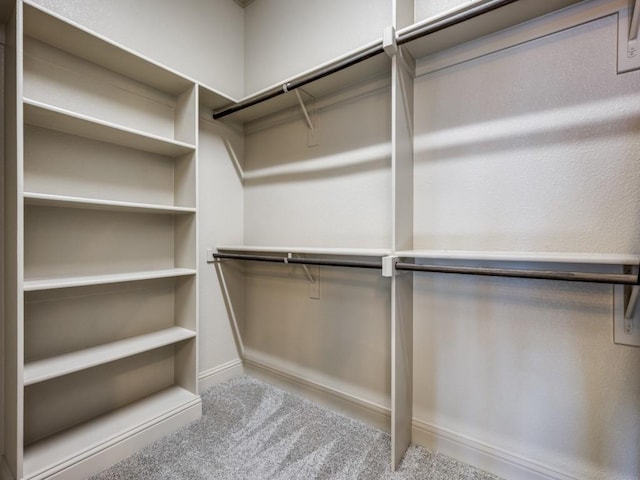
[24,192,196,215]
[24,327,195,386]
[24,99,195,157]
[217,245,391,257]
[24,268,196,292]
[23,386,200,478]
[213,41,390,124]
[396,250,640,266]
[23,0,228,109]
[398,0,585,60]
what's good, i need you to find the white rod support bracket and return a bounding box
[618,0,640,72]
[625,285,639,321]
[293,89,319,147]
[382,256,398,278]
[383,26,398,57]
[289,253,320,299]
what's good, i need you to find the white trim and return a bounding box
[415,0,627,77]
[243,354,391,433]
[198,358,244,392]
[26,399,201,480]
[412,419,579,480]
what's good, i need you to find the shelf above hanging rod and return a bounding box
[216,245,391,257]
[211,252,382,270]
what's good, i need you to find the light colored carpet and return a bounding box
[92,376,502,479]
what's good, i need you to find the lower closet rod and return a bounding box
[213,252,382,270]
[394,263,638,285]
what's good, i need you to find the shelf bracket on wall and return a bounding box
[288,253,320,299]
[614,266,640,347]
[291,88,319,147]
[618,0,640,72]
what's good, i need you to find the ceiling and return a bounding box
[232,0,257,7]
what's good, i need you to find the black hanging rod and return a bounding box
[394,263,639,285]
[212,0,519,120]
[213,252,382,270]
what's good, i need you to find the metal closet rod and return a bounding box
[211,0,518,120]
[213,252,382,270]
[395,263,639,285]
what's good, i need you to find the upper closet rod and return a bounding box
[211,0,518,120]
[395,0,517,46]
[394,262,639,285]
[213,252,382,270]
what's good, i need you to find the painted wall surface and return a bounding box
[243,0,390,94]
[29,0,245,99]
[241,82,393,406]
[412,15,640,480]
[198,117,244,376]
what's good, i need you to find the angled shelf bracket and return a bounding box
[618,0,640,72]
[292,88,319,147]
[288,253,320,299]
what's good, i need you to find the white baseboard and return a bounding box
[411,419,578,480]
[198,358,244,392]
[0,457,15,480]
[30,400,201,480]
[243,354,391,433]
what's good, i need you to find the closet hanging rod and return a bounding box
[213,252,382,270]
[212,43,385,120]
[395,0,518,46]
[394,262,639,285]
[212,0,520,120]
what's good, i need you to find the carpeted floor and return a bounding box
[92,376,502,479]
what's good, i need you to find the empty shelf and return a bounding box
[217,245,391,257]
[24,268,196,291]
[396,250,640,265]
[24,99,195,157]
[24,327,196,386]
[23,386,200,478]
[24,192,196,215]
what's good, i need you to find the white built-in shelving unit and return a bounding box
[2,1,230,478]
[3,0,638,478]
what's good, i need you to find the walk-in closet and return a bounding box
[2,0,639,479]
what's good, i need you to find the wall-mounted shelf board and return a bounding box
[24,99,195,157]
[214,43,390,124]
[22,0,233,107]
[398,0,585,60]
[24,268,196,292]
[217,245,391,257]
[396,250,640,266]
[24,327,195,386]
[23,386,200,478]
[24,192,196,215]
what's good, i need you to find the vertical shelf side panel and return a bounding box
[390,48,415,469]
[3,1,24,477]
[174,85,198,395]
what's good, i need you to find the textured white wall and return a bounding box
[243,0,390,94]
[198,118,244,375]
[29,0,245,99]
[241,83,392,405]
[412,15,640,480]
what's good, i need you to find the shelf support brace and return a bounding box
[625,285,640,321]
[618,0,640,72]
[289,253,320,299]
[293,89,319,146]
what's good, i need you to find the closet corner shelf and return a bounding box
[23,386,200,478]
[23,0,218,101]
[24,192,196,215]
[395,250,640,266]
[24,326,196,386]
[24,268,196,292]
[396,0,585,60]
[24,99,196,157]
[216,245,391,257]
